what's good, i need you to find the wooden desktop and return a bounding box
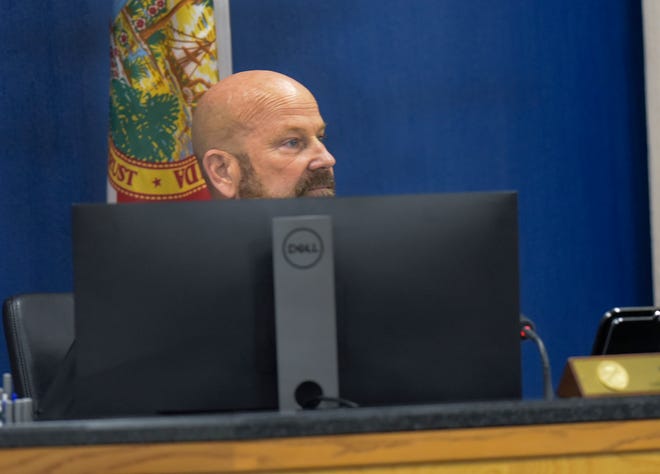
[2,396,660,473]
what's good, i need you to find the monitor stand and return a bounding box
[272,215,339,411]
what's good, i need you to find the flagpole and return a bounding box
[643,0,660,304]
[107,180,117,203]
[214,0,233,79]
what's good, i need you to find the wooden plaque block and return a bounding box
[558,353,660,398]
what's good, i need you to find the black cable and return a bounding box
[520,316,554,400]
[303,396,359,409]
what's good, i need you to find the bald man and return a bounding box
[192,70,336,199]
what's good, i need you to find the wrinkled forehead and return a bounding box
[192,73,324,154]
[234,82,321,128]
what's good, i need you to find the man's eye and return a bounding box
[318,134,327,142]
[283,138,301,148]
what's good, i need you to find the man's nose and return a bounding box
[308,141,336,170]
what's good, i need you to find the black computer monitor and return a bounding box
[70,191,521,418]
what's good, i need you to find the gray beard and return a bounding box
[236,153,335,198]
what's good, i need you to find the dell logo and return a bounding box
[288,243,320,254]
[283,228,324,269]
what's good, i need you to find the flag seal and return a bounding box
[109,0,218,202]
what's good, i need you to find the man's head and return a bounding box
[192,70,336,199]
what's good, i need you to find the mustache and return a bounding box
[295,169,336,196]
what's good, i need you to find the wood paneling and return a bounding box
[2,418,660,474]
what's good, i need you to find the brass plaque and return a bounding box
[558,353,660,397]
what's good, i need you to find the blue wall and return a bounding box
[0,0,652,399]
[0,2,110,371]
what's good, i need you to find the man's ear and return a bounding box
[202,149,241,199]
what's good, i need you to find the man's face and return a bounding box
[234,87,336,199]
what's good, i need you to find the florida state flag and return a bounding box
[108,0,218,201]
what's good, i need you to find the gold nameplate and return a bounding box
[558,353,660,398]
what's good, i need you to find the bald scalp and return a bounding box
[191,70,317,162]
